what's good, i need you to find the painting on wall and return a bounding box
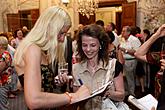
[95,7,116,26]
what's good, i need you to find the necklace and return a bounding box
[88,63,98,74]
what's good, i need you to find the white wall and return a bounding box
[17,0,39,10]
[0,0,18,32]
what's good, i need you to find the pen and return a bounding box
[78,78,83,85]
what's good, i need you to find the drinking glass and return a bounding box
[58,62,68,75]
[55,62,68,84]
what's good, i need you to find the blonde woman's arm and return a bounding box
[23,44,90,109]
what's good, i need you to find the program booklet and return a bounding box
[128,94,158,110]
[77,81,113,102]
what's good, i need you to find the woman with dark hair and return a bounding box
[72,24,125,110]
[11,29,23,48]
[107,31,125,65]
[105,22,120,47]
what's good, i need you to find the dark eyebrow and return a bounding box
[60,31,65,34]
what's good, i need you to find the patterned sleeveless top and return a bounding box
[41,64,54,92]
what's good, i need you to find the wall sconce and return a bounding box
[61,0,69,7]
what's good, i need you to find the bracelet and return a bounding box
[65,92,72,104]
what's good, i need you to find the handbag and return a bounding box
[101,58,130,110]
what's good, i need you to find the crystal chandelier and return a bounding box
[77,0,99,17]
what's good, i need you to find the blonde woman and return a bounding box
[14,6,90,109]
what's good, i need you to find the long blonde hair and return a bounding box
[14,6,71,67]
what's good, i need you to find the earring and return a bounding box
[100,46,102,50]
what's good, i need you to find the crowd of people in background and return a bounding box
[0,26,29,110]
[0,6,165,110]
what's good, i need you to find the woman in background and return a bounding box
[107,31,125,65]
[11,29,23,49]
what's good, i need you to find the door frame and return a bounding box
[99,0,127,7]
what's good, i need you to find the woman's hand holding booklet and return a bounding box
[78,81,113,102]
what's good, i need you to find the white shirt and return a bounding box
[119,35,141,59]
[112,31,119,47]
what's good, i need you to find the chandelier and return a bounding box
[77,0,99,17]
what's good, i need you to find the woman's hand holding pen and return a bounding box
[67,78,91,104]
[70,85,91,104]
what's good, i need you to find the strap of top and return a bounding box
[105,58,117,84]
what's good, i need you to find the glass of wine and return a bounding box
[54,62,68,84]
[58,62,68,75]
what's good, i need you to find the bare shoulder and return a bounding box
[26,44,41,53]
[15,44,42,75]
[23,44,42,62]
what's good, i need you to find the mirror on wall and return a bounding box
[96,6,122,35]
[7,9,39,32]
[96,7,122,26]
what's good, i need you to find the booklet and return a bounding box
[128,94,158,110]
[78,81,113,102]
